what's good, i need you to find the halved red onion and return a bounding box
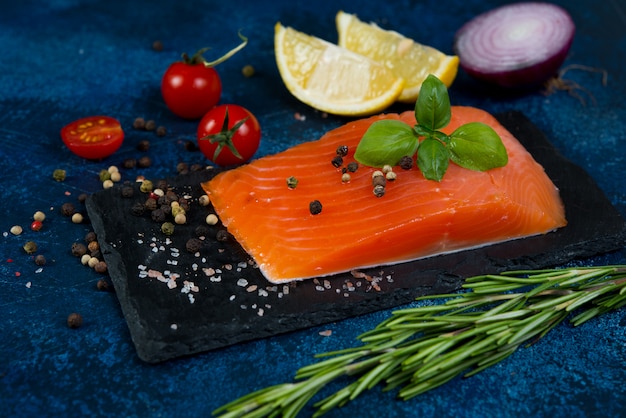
[454,3,576,88]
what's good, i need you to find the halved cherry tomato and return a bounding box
[60,116,124,160]
[196,104,261,166]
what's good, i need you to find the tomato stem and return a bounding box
[182,31,248,68]
[200,107,248,161]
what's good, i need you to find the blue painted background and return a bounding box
[1,0,624,417]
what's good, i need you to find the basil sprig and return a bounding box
[354,75,508,181]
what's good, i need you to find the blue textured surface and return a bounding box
[1,0,625,417]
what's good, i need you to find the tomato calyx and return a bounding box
[180,31,248,69]
[200,107,249,161]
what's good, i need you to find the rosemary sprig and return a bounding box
[213,265,626,418]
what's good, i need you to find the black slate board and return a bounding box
[86,111,626,363]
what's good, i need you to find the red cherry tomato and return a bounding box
[161,61,222,120]
[60,116,124,160]
[196,104,261,166]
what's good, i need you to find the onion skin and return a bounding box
[454,3,576,89]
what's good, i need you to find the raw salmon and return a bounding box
[202,106,567,283]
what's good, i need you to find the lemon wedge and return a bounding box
[274,22,405,117]
[336,11,459,103]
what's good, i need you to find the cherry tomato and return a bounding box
[161,60,222,120]
[60,116,124,160]
[196,104,261,166]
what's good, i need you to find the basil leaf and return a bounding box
[415,74,451,131]
[448,122,508,171]
[354,120,418,167]
[417,137,450,181]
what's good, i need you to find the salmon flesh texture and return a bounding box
[202,106,567,283]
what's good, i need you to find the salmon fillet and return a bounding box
[202,106,567,283]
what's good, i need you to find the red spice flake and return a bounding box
[15,271,21,277]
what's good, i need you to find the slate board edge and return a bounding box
[86,111,626,363]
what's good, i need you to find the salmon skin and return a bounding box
[202,106,567,283]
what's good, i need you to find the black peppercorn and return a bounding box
[145,120,156,131]
[61,202,76,217]
[331,155,343,168]
[133,117,146,130]
[336,145,348,157]
[34,254,46,266]
[156,126,167,136]
[346,162,359,172]
[131,202,145,216]
[121,185,134,198]
[94,261,108,274]
[71,242,87,257]
[399,155,413,170]
[77,193,89,204]
[186,238,204,253]
[178,198,190,211]
[372,175,386,187]
[67,313,83,329]
[151,208,166,223]
[184,140,198,152]
[122,158,137,169]
[137,156,152,168]
[309,200,323,215]
[96,279,111,292]
[216,229,230,242]
[137,140,150,152]
[177,162,189,174]
[194,224,211,237]
[144,198,158,211]
[190,164,203,171]
[84,231,97,243]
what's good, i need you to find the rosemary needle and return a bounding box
[213,265,626,418]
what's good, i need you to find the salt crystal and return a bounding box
[229,295,236,301]
[315,286,324,292]
[35,267,43,274]
[237,278,248,287]
[170,324,178,330]
[258,289,268,297]
[167,279,177,289]
[25,281,31,288]
[246,285,258,293]
[257,308,264,317]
